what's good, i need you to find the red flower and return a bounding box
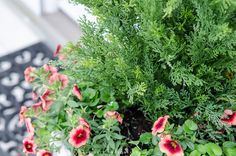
[221,109,236,126]
[72,85,82,101]
[25,118,35,139]
[43,64,57,76]
[79,117,90,130]
[159,136,184,156]
[23,137,37,154]
[24,66,36,83]
[53,44,66,60]
[53,44,62,57]
[69,125,90,148]
[105,111,123,124]
[152,115,169,135]
[49,73,69,89]
[40,89,54,111]
[32,101,43,112]
[19,106,27,123]
[37,150,52,156]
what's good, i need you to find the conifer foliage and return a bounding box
[69,0,236,128]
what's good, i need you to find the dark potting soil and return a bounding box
[120,107,152,156]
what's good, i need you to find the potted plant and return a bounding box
[20,0,236,155]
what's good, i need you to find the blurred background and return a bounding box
[0,0,95,155]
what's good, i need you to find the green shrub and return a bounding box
[59,0,236,140]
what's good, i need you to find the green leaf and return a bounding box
[189,150,201,156]
[129,141,140,146]
[108,138,115,149]
[205,143,222,156]
[112,133,124,140]
[84,88,97,99]
[196,144,206,154]
[139,132,152,144]
[130,147,141,156]
[223,147,236,156]
[67,100,79,107]
[184,119,198,131]
[223,141,236,148]
[186,141,195,150]
[105,101,119,111]
[89,98,100,106]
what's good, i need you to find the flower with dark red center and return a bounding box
[40,89,54,111]
[79,117,90,130]
[105,111,123,124]
[49,73,69,90]
[25,118,35,139]
[221,109,236,126]
[19,106,27,123]
[159,136,184,156]
[152,115,169,135]
[24,66,36,83]
[69,125,90,148]
[72,85,82,101]
[37,150,52,156]
[43,64,57,77]
[23,137,37,154]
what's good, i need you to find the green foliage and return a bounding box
[64,0,236,137]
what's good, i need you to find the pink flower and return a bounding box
[37,150,52,156]
[105,111,123,124]
[49,73,69,89]
[79,117,90,130]
[53,44,66,60]
[23,137,37,154]
[32,101,43,112]
[53,44,62,57]
[43,64,57,76]
[19,106,27,123]
[159,136,184,156]
[25,118,35,139]
[69,125,90,148]
[152,115,169,135]
[32,91,38,100]
[40,89,54,111]
[221,109,236,126]
[72,85,82,101]
[24,66,36,83]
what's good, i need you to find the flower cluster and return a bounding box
[152,115,184,156]
[21,51,86,154]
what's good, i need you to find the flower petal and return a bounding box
[152,115,169,135]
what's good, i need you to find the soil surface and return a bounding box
[121,107,152,155]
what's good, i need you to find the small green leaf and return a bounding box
[223,147,236,156]
[106,101,119,111]
[186,141,195,150]
[189,150,201,156]
[67,100,79,107]
[84,88,97,99]
[196,144,206,154]
[108,139,115,149]
[129,141,140,146]
[223,141,236,148]
[139,132,152,144]
[130,147,141,156]
[205,143,222,156]
[184,119,198,131]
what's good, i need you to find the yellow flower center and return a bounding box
[171,141,177,149]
